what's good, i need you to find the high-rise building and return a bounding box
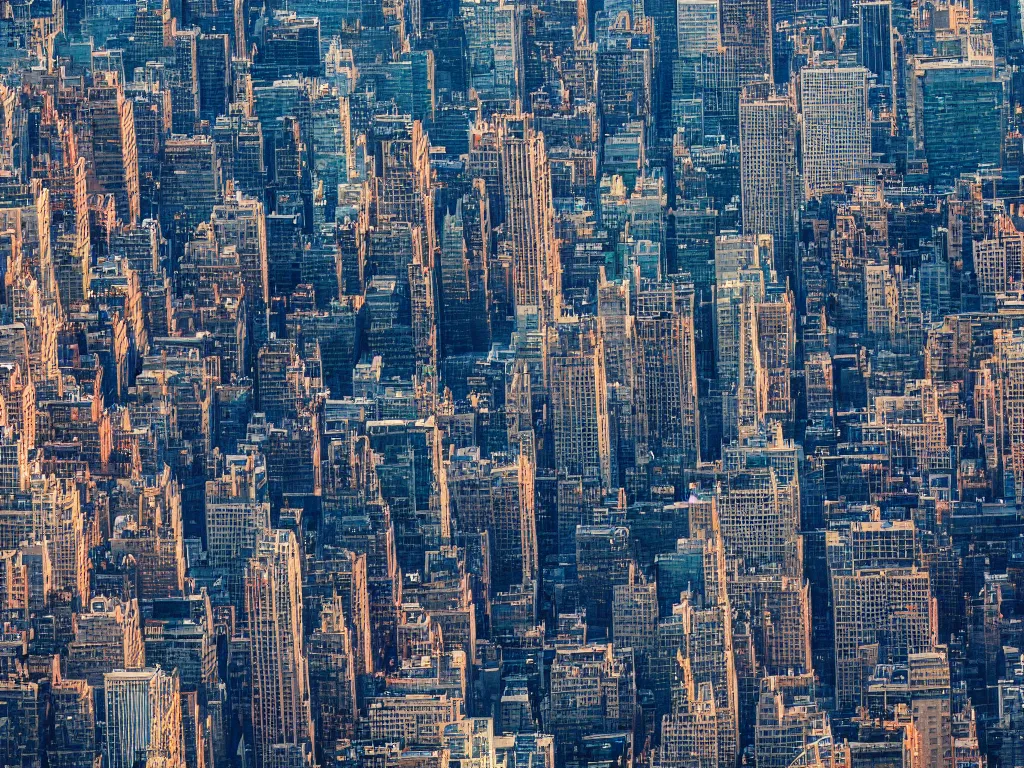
[715,467,802,576]
[576,525,633,628]
[549,317,613,486]
[676,0,719,57]
[49,678,99,768]
[103,667,184,768]
[497,115,560,324]
[206,454,271,608]
[245,529,314,768]
[754,675,832,768]
[719,0,772,77]
[635,280,701,473]
[160,136,221,232]
[860,2,894,88]
[911,59,1004,186]
[462,0,523,104]
[739,90,800,278]
[612,580,659,678]
[308,596,358,763]
[86,75,140,226]
[67,596,145,688]
[799,66,871,198]
[831,566,935,710]
[444,451,538,591]
[439,203,474,357]
[657,597,739,768]
[864,651,952,768]
[548,644,637,762]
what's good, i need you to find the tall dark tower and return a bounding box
[860,1,894,87]
[720,0,773,78]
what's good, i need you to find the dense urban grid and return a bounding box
[0,0,1023,767]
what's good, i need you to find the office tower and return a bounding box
[308,82,352,216]
[462,0,523,104]
[658,597,739,768]
[127,80,171,217]
[658,662,722,768]
[634,280,700,474]
[104,667,184,768]
[205,456,270,607]
[549,317,613,487]
[864,651,951,768]
[445,451,538,592]
[754,675,832,768]
[367,694,462,745]
[831,566,935,710]
[171,29,201,135]
[86,75,140,226]
[548,644,637,762]
[460,182,493,350]
[595,14,655,132]
[729,574,811,675]
[755,294,796,428]
[439,203,474,357]
[308,596,358,762]
[497,114,560,324]
[305,547,373,675]
[132,0,172,65]
[409,248,438,374]
[257,339,301,424]
[245,529,314,768]
[720,0,772,77]
[612,580,659,678]
[860,2,894,87]
[143,600,218,693]
[211,193,269,342]
[34,114,91,309]
[739,90,800,278]
[262,12,322,77]
[197,34,231,122]
[236,119,268,199]
[677,0,719,57]
[827,521,935,711]
[575,525,633,628]
[983,329,1024,503]
[0,680,44,766]
[715,467,801,576]
[48,678,98,768]
[160,136,221,233]
[799,66,871,198]
[33,475,90,606]
[66,597,145,688]
[444,718,496,768]
[911,59,1004,186]
[374,118,435,253]
[804,351,835,440]
[655,537,715,615]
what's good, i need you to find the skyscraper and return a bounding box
[86,74,141,226]
[103,668,184,768]
[497,114,560,324]
[719,0,772,77]
[676,0,719,57]
[799,66,871,198]
[739,90,800,278]
[549,316,613,486]
[911,59,1005,186]
[860,2,894,88]
[635,280,701,473]
[205,454,271,609]
[245,529,314,768]
[439,202,474,357]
